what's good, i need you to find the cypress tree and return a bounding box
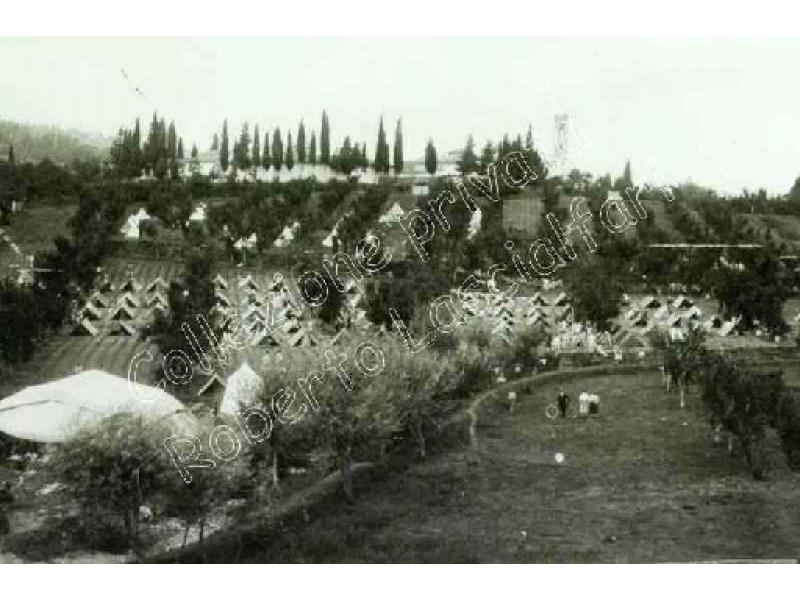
[297,121,306,164]
[191,144,198,159]
[524,124,546,183]
[167,121,177,162]
[177,137,184,160]
[211,132,219,151]
[375,116,389,173]
[156,118,168,178]
[623,160,633,188]
[425,139,437,175]
[286,133,295,171]
[144,112,159,170]
[132,118,142,174]
[252,124,261,168]
[320,110,330,164]
[262,130,270,169]
[308,131,317,165]
[272,128,284,171]
[499,134,510,158]
[457,135,478,175]
[236,122,251,169]
[220,120,229,172]
[7,144,14,164]
[479,141,495,175]
[393,118,404,173]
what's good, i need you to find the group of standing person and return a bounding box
[556,389,600,418]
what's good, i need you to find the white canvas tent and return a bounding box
[0,370,194,443]
[219,362,265,416]
[120,292,141,308]
[214,291,231,307]
[110,304,136,320]
[641,296,661,309]
[287,328,317,347]
[110,321,138,337]
[213,274,228,289]
[530,292,548,307]
[120,278,142,294]
[253,330,279,347]
[71,319,99,337]
[554,292,569,307]
[145,276,168,294]
[145,292,168,309]
[89,292,110,308]
[282,317,302,335]
[624,307,640,322]
[81,304,103,321]
[526,313,549,327]
[719,320,739,337]
[378,202,406,225]
[238,274,258,291]
[197,373,226,397]
[672,295,694,309]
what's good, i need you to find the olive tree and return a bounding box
[51,415,172,552]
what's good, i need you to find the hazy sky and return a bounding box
[1,37,799,194]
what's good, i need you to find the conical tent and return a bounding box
[530,292,548,307]
[145,292,168,309]
[219,362,265,416]
[120,279,141,293]
[81,304,103,321]
[197,373,226,397]
[239,274,258,290]
[89,292,110,308]
[641,296,661,309]
[672,295,694,309]
[287,329,317,347]
[244,306,267,324]
[214,291,230,307]
[213,274,228,289]
[282,317,301,335]
[71,319,99,337]
[110,304,136,320]
[145,276,168,294]
[624,308,640,321]
[254,330,279,347]
[526,313,548,326]
[110,321,137,337]
[120,292,141,308]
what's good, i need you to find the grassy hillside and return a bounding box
[177,370,800,563]
[0,202,77,279]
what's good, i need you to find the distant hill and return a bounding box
[0,119,109,165]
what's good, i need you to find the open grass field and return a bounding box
[193,369,800,563]
[0,202,77,280]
